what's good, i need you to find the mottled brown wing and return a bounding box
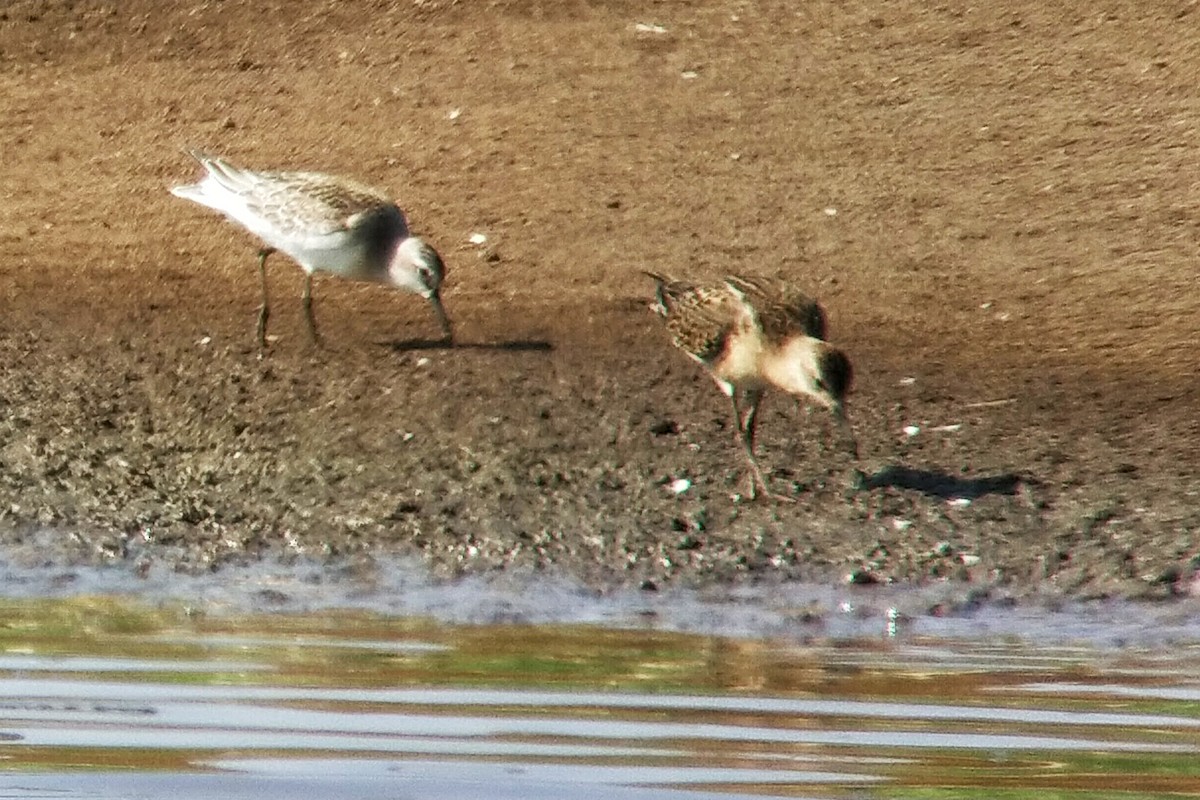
[248,171,397,236]
[659,282,744,366]
[724,274,827,341]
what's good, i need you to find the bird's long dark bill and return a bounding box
[833,407,860,461]
[430,294,453,343]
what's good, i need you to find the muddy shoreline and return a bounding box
[1,1,1198,604]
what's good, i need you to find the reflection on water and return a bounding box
[2,593,1200,799]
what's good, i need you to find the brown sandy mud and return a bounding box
[0,1,1198,602]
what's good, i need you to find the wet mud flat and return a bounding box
[0,314,1193,608]
[0,1,1198,605]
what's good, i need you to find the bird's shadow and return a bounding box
[864,464,1025,500]
[383,337,554,353]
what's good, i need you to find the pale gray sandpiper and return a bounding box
[644,271,857,501]
[170,150,453,348]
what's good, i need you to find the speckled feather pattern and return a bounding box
[194,153,402,238]
[646,272,829,367]
[170,150,453,344]
[723,274,827,342]
[170,150,425,285]
[646,274,752,365]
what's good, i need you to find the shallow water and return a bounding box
[3,557,1200,798]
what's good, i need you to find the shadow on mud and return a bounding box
[384,338,554,352]
[865,465,1024,500]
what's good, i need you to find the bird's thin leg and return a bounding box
[301,271,321,345]
[744,391,792,503]
[256,248,275,350]
[742,388,763,456]
[739,388,768,500]
[740,389,796,503]
[723,385,759,500]
[726,385,742,430]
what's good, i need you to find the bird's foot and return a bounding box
[745,471,797,504]
[847,467,868,492]
[304,321,323,348]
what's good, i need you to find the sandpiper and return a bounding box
[170,150,452,348]
[645,271,857,501]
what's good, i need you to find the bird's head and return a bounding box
[767,337,852,410]
[392,236,446,298]
[392,236,453,342]
[766,336,859,457]
[813,344,853,420]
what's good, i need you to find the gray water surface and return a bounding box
[3,553,1200,798]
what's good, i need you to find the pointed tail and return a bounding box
[641,270,681,317]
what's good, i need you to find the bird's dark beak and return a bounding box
[429,292,453,344]
[832,403,860,461]
[832,403,867,491]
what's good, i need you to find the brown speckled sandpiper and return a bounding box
[645,271,857,500]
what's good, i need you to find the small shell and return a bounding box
[668,477,692,495]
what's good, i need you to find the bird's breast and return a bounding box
[711,330,763,384]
